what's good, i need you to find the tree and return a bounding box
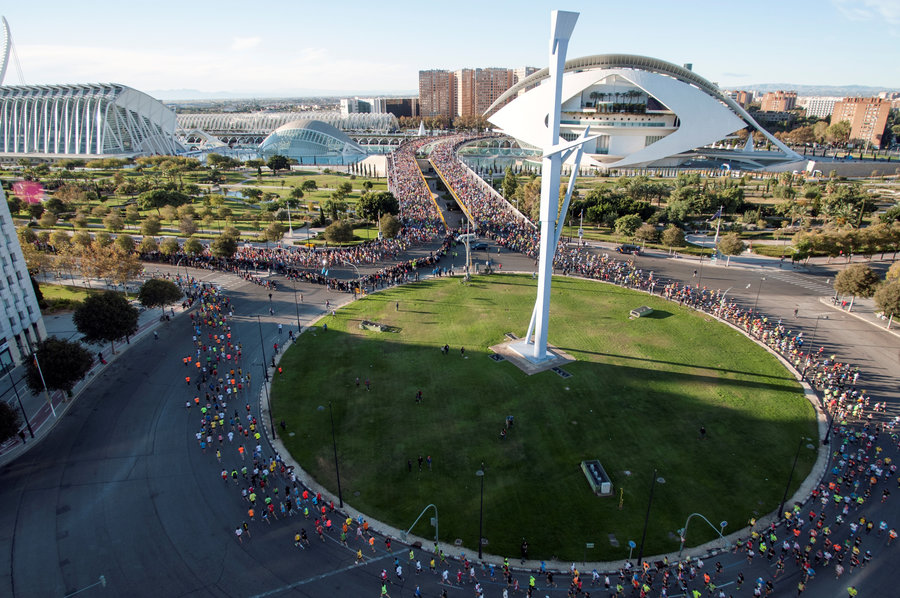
[502,168,519,200]
[160,238,180,256]
[634,223,659,243]
[834,263,880,311]
[139,236,159,253]
[141,215,162,236]
[139,189,190,214]
[0,401,21,444]
[39,212,58,228]
[826,120,852,146]
[26,337,94,396]
[614,214,642,238]
[28,203,45,220]
[104,211,125,232]
[324,221,354,243]
[115,234,136,254]
[263,222,285,243]
[661,226,686,249]
[887,261,900,283]
[362,180,374,192]
[50,230,71,249]
[874,281,900,325]
[357,191,400,222]
[266,154,290,176]
[717,233,746,265]
[183,236,204,255]
[138,278,183,319]
[301,179,318,192]
[210,234,238,258]
[179,215,198,237]
[379,213,401,239]
[338,182,353,196]
[73,291,139,354]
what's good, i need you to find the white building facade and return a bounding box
[0,186,45,366]
[0,83,180,159]
[797,96,841,119]
[486,54,800,170]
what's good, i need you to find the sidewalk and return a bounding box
[0,279,191,467]
[819,294,900,340]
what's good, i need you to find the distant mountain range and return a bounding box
[733,84,897,97]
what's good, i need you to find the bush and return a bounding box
[324,221,354,243]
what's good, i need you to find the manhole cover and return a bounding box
[656,477,666,484]
[489,354,505,362]
[551,367,572,378]
[354,491,361,496]
[288,432,296,437]
[608,534,619,547]
[317,405,325,411]
[454,539,463,546]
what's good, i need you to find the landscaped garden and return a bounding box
[272,274,818,561]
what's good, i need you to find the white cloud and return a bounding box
[833,0,900,24]
[231,36,261,51]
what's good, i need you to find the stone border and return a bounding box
[258,272,832,573]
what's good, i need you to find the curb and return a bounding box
[818,296,900,340]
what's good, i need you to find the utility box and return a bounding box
[581,460,613,496]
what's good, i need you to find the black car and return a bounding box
[615,244,641,255]
[472,242,488,251]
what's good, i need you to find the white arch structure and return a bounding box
[0,83,180,156]
[176,112,398,135]
[0,17,10,86]
[487,54,801,170]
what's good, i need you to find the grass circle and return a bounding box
[273,274,817,561]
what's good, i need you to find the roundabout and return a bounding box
[272,273,818,562]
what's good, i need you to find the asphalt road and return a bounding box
[0,240,897,598]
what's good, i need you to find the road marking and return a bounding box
[248,553,393,598]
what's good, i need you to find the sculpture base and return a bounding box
[490,339,575,375]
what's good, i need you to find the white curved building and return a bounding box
[486,54,801,170]
[258,119,366,165]
[0,83,180,158]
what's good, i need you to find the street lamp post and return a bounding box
[3,363,33,438]
[329,401,344,507]
[291,277,302,332]
[255,315,275,439]
[778,438,807,519]
[636,468,658,567]
[752,277,767,313]
[476,468,485,560]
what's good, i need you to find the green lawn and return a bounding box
[272,274,817,561]
[39,282,133,313]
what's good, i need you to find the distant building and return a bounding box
[258,119,366,165]
[419,67,531,119]
[831,97,892,148]
[797,96,841,119]
[0,186,46,366]
[760,91,797,112]
[752,111,797,126]
[340,97,388,116]
[418,69,454,118]
[724,90,753,108]
[383,97,418,118]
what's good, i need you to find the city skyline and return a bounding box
[1,0,899,99]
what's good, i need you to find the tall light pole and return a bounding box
[476,468,485,560]
[329,401,344,507]
[635,468,658,567]
[752,277,767,313]
[778,438,807,519]
[255,315,274,439]
[291,277,301,332]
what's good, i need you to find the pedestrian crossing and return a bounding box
[764,270,834,294]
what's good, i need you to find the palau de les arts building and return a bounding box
[486,54,801,170]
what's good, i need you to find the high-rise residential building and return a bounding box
[723,90,753,108]
[418,70,454,118]
[474,68,515,116]
[796,96,841,119]
[383,98,418,118]
[0,186,46,366]
[831,97,892,148]
[419,66,531,119]
[760,91,797,112]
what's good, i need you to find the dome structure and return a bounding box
[258,119,367,165]
[486,54,801,170]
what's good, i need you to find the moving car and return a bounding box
[615,244,641,255]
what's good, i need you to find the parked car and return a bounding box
[472,242,488,251]
[615,244,641,255]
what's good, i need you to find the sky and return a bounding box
[2,0,898,98]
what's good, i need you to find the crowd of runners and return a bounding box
[144,136,900,597]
